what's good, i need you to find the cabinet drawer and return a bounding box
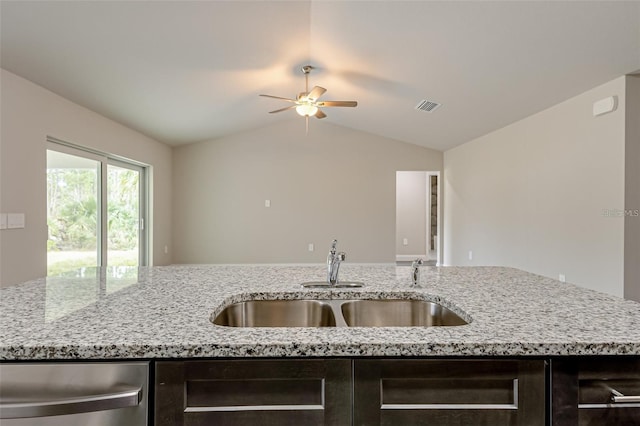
[155,359,351,426]
[354,359,546,426]
[552,357,640,425]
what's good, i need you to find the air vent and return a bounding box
[415,100,441,113]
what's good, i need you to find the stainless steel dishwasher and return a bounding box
[0,361,148,425]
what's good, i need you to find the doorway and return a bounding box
[46,140,147,275]
[395,171,440,266]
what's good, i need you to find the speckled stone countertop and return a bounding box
[1,264,640,360]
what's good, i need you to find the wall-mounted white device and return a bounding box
[592,96,618,117]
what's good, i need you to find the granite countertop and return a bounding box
[1,264,640,360]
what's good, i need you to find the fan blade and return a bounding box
[307,86,327,101]
[269,105,296,114]
[260,94,298,103]
[315,109,327,119]
[317,100,357,107]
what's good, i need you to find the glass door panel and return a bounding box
[107,164,140,267]
[46,150,100,276]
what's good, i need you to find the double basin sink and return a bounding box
[212,299,469,328]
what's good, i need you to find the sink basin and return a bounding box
[212,300,336,327]
[212,298,469,328]
[340,299,468,327]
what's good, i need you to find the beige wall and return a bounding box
[0,69,173,287]
[396,171,427,257]
[443,76,627,297]
[625,75,640,301]
[173,119,442,264]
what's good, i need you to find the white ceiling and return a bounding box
[2,1,639,151]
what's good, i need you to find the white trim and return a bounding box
[427,171,442,267]
[425,173,431,260]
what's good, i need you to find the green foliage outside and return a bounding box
[47,165,139,275]
[47,252,138,277]
[47,168,98,252]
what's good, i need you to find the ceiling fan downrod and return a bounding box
[301,65,313,94]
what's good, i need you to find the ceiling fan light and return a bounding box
[296,104,318,117]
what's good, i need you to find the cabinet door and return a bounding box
[354,359,546,426]
[551,357,640,425]
[155,359,351,426]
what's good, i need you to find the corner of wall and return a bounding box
[624,75,640,302]
[443,76,627,296]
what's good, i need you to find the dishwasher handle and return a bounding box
[0,386,142,419]
[610,387,640,404]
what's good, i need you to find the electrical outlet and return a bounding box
[308,243,314,252]
[264,200,271,208]
[402,238,408,246]
[559,274,566,283]
[468,250,473,260]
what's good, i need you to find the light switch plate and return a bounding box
[7,213,25,229]
[0,213,7,230]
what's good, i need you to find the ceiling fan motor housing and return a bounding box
[259,64,357,120]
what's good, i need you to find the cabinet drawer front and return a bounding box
[354,359,545,426]
[155,359,351,426]
[552,357,640,426]
[381,377,519,409]
[186,378,324,410]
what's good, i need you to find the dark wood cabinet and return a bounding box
[155,356,640,426]
[155,358,351,426]
[155,358,548,426]
[551,357,640,425]
[353,359,546,426]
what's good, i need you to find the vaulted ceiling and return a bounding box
[2,1,639,151]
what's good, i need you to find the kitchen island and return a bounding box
[1,265,639,425]
[1,264,639,359]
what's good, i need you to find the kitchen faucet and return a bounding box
[301,239,363,288]
[327,239,346,285]
[411,258,424,287]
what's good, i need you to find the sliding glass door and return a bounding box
[46,141,147,275]
[46,150,100,275]
[107,161,143,267]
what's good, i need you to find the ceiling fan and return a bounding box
[260,65,357,130]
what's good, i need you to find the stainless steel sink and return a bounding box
[340,299,468,327]
[212,299,469,328]
[212,300,336,327]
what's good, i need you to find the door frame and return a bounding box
[426,171,441,266]
[46,137,149,269]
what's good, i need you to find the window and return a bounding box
[46,139,148,276]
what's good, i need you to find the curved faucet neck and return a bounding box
[327,239,345,285]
